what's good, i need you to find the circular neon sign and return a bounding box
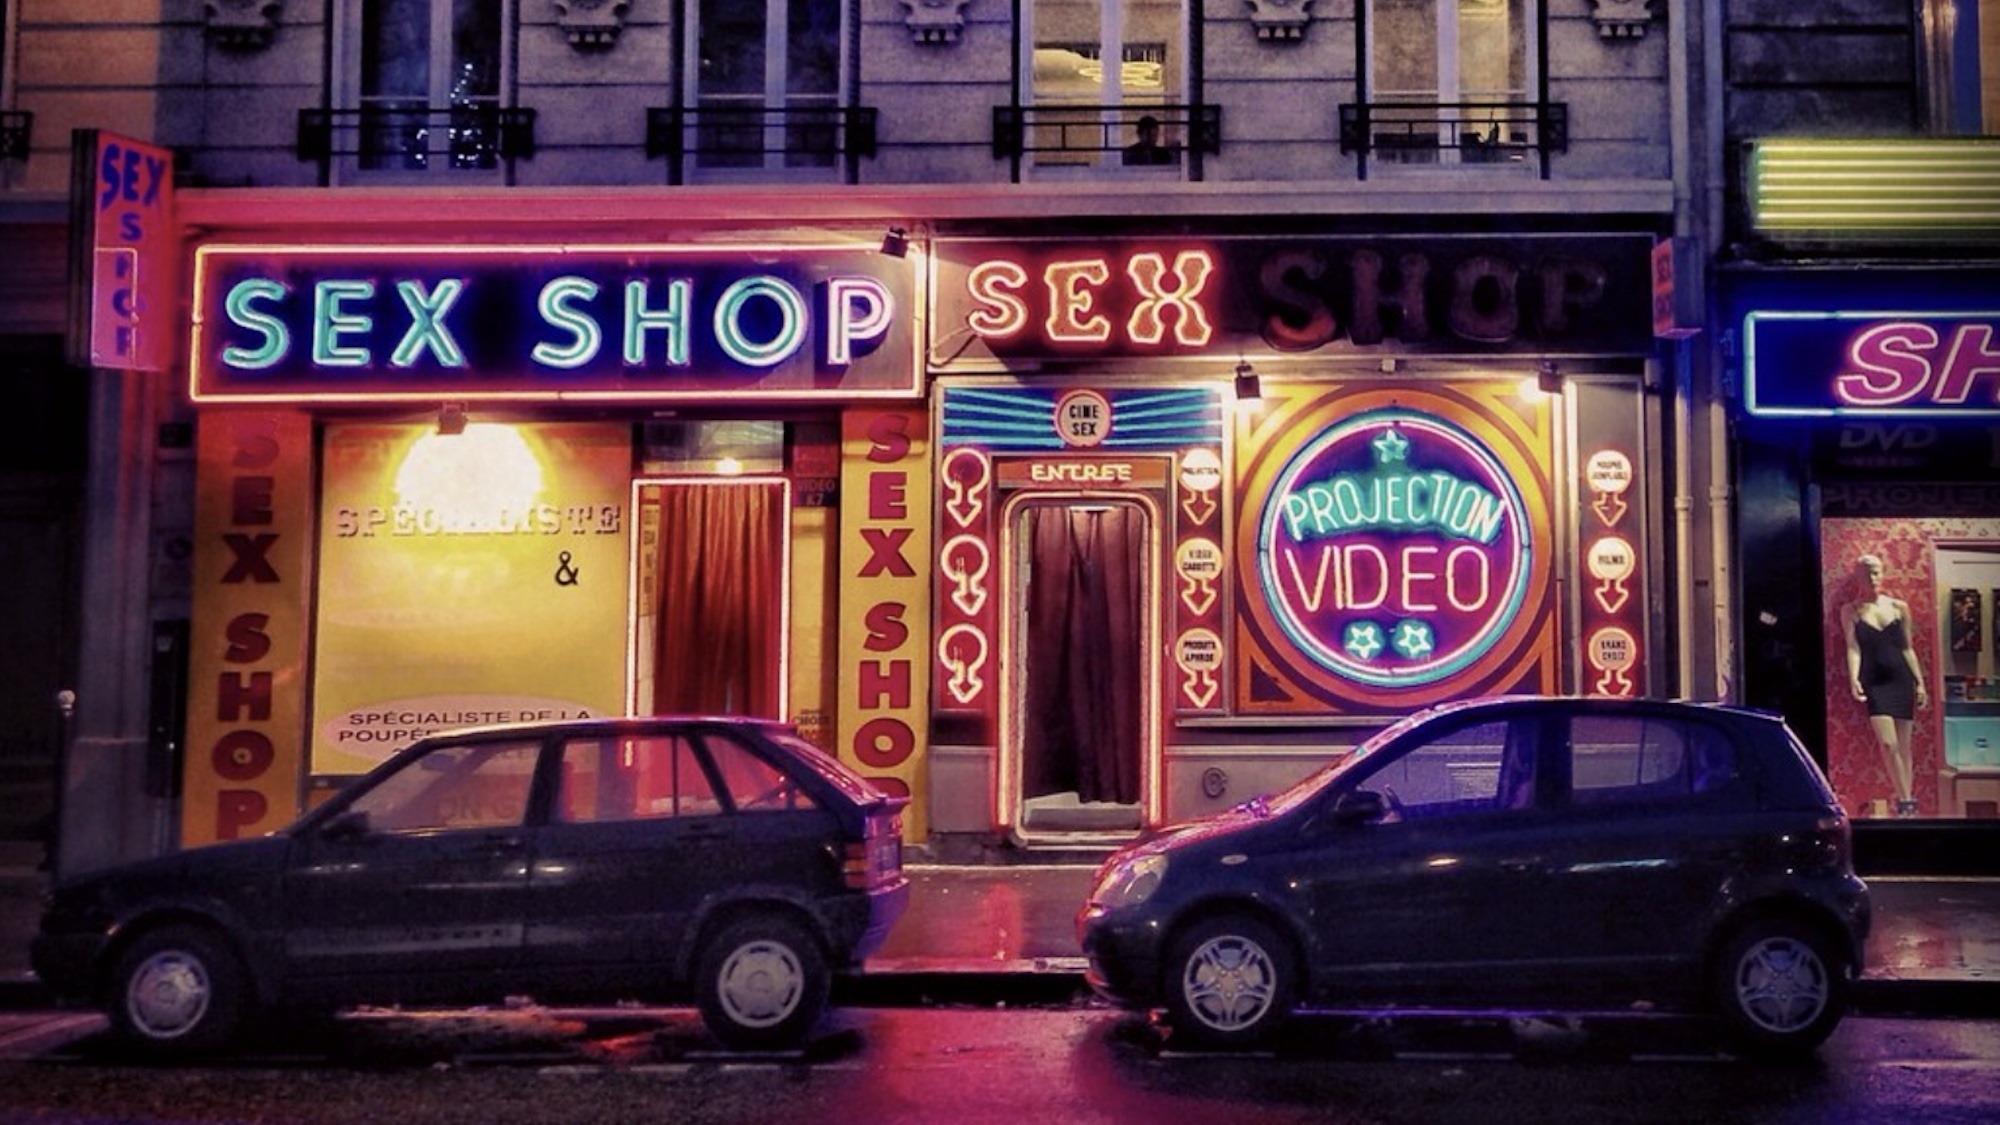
[1255,408,1533,688]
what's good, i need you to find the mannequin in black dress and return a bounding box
[1843,553,1928,817]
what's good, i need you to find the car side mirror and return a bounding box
[320,809,372,841]
[1331,789,1388,826]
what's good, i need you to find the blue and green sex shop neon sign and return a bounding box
[188,244,920,404]
[1256,409,1532,688]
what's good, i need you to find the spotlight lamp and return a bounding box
[1537,360,1564,396]
[880,226,909,258]
[438,402,468,435]
[1234,361,1262,401]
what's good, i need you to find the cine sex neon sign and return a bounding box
[1256,410,1532,688]
[1744,310,2000,417]
[189,244,919,404]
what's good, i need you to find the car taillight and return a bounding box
[843,814,902,888]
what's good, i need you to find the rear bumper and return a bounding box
[847,877,912,962]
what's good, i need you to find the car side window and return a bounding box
[557,734,727,822]
[1567,716,1738,806]
[705,733,822,813]
[348,740,540,833]
[1356,719,1534,819]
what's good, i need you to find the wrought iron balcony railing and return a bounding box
[297,102,537,174]
[992,104,1221,169]
[645,105,878,184]
[0,111,31,161]
[1339,101,1568,179]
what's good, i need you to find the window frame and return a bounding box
[679,0,851,181]
[1360,0,1546,170]
[329,0,519,185]
[1019,0,1190,176]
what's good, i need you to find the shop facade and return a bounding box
[1732,267,2000,828]
[918,226,1672,847]
[165,191,1676,853]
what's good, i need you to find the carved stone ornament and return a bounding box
[1246,0,1314,42]
[203,0,280,50]
[554,0,630,50]
[900,0,972,45]
[1590,0,1657,39]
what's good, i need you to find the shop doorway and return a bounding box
[631,479,790,718]
[1005,498,1155,844]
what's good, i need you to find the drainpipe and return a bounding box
[1667,0,1699,698]
[1702,0,1737,702]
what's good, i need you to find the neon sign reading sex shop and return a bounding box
[1743,310,2000,418]
[1257,410,1532,688]
[189,244,918,404]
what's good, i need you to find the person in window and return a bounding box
[1843,552,1929,817]
[1123,115,1175,166]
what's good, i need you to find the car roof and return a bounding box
[405,714,797,747]
[1414,694,1783,726]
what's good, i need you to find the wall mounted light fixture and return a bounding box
[1537,360,1564,396]
[1234,361,1262,401]
[438,402,468,435]
[880,227,910,258]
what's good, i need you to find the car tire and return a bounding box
[1162,914,1299,1050]
[695,914,831,1052]
[108,924,249,1058]
[1712,918,1848,1058]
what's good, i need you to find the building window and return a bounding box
[1025,0,1185,170]
[686,0,844,174]
[1365,0,1541,163]
[336,0,513,177]
[1925,0,1999,133]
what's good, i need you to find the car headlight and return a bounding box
[1093,853,1168,910]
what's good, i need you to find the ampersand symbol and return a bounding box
[554,551,579,587]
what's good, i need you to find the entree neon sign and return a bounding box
[190,244,917,404]
[1257,410,1531,688]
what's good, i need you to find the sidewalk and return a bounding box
[4,843,1997,1017]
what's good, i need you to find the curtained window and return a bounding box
[647,481,787,717]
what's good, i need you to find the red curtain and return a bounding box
[1021,506,1143,806]
[650,482,785,717]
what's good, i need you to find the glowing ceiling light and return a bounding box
[394,424,545,531]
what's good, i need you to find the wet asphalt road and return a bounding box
[2,1005,1999,1125]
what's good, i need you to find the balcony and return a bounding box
[0,111,29,161]
[991,103,1221,179]
[297,102,536,179]
[1741,137,2000,247]
[645,105,878,185]
[1339,102,1567,180]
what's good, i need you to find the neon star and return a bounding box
[1392,620,1435,659]
[1372,428,1410,464]
[1344,621,1385,661]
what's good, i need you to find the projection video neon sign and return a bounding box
[1256,410,1532,688]
[189,244,919,404]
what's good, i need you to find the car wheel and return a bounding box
[1712,919,1847,1057]
[1162,914,1299,1050]
[109,924,249,1058]
[695,914,831,1051]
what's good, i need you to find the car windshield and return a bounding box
[1261,709,1437,816]
[767,730,893,805]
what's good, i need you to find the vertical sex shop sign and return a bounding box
[66,130,177,372]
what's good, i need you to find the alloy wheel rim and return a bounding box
[1182,934,1278,1031]
[716,940,805,1028]
[1734,935,1830,1033]
[127,950,211,1039]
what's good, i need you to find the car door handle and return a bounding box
[473,833,526,855]
[1500,859,1540,873]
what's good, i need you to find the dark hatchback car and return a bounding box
[34,716,909,1058]
[1079,697,1871,1056]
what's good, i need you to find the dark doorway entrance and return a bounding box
[1011,501,1148,841]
